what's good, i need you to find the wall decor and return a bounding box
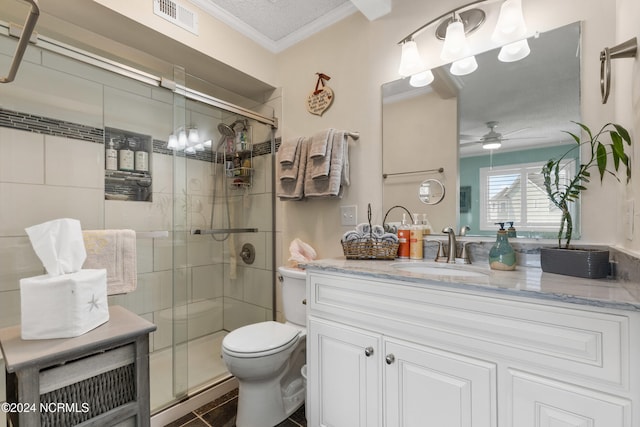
[306,73,333,116]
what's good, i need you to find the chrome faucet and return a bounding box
[442,227,457,264]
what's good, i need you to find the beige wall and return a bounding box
[382,91,457,232]
[274,0,639,264]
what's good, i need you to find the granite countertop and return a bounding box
[301,258,640,312]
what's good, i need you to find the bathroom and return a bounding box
[0,0,639,425]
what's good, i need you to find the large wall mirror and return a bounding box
[382,22,581,237]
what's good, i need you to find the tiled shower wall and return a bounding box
[0,34,279,363]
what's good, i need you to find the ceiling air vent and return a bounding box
[153,0,199,35]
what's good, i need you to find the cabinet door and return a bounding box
[308,318,382,427]
[384,338,497,427]
[510,369,630,427]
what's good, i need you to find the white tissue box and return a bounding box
[19,269,109,340]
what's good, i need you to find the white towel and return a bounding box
[308,128,334,159]
[277,138,308,200]
[304,131,348,198]
[309,129,335,180]
[82,229,137,295]
[278,137,303,181]
[278,137,300,165]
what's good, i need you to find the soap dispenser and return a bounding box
[489,222,516,271]
[506,221,517,238]
[397,214,410,259]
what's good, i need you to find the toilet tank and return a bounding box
[278,266,307,326]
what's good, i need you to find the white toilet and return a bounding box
[221,266,307,427]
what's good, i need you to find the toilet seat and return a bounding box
[223,321,301,358]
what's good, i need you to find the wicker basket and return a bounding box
[342,239,399,260]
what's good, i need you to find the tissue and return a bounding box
[20,218,109,339]
[288,238,317,267]
[25,218,87,276]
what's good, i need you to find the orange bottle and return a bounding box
[397,214,410,259]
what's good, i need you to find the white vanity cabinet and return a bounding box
[306,269,640,427]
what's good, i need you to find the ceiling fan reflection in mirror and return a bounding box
[460,121,541,150]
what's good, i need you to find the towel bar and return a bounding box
[383,167,444,179]
[191,228,258,235]
[137,231,169,239]
[0,0,39,84]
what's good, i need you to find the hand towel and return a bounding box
[277,138,308,200]
[83,229,137,295]
[309,129,335,179]
[308,128,334,158]
[278,137,303,180]
[278,137,300,165]
[304,131,348,198]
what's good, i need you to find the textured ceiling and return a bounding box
[190,0,359,52]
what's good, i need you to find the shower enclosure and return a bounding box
[0,19,278,420]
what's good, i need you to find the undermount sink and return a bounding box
[390,262,488,278]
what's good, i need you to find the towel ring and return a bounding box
[600,37,637,104]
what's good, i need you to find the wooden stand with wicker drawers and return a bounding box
[0,306,156,427]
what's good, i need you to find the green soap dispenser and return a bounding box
[489,222,516,271]
[506,221,517,238]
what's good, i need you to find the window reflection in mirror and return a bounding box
[382,22,581,238]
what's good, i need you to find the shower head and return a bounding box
[217,122,236,138]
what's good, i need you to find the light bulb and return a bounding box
[177,130,187,150]
[398,40,427,77]
[441,19,470,62]
[187,128,199,146]
[498,39,530,62]
[409,70,434,87]
[450,56,478,76]
[492,0,527,44]
[167,134,178,150]
[483,141,501,150]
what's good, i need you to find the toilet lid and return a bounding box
[223,321,300,354]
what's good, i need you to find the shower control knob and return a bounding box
[364,347,374,357]
[385,354,395,365]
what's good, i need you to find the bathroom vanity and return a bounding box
[303,259,640,427]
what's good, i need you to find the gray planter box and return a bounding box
[540,247,610,279]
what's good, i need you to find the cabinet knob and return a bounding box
[364,347,374,357]
[302,299,307,305]
[385,354,395,365]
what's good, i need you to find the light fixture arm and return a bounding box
[398,0,487,44]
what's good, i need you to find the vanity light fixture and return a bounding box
[167,127,202,154]
[398,0,530,86]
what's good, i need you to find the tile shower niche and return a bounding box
[104,127,152,202]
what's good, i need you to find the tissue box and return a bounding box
[20,269,109,340]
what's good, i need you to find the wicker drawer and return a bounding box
[308,272,628,387]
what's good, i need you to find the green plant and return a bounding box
[542,121,632,248]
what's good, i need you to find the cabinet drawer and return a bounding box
[509,369,630,427]
[308,272,628,387]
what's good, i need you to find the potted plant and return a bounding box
[540,121,632,278]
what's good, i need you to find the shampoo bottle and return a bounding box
[105,138,118,171]
[119,138,134,171]
[397,214,410,259]
[135,141,149,173]
[489,222,516,271]
[410,213,423,260]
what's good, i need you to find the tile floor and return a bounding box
[163,389,307,427]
